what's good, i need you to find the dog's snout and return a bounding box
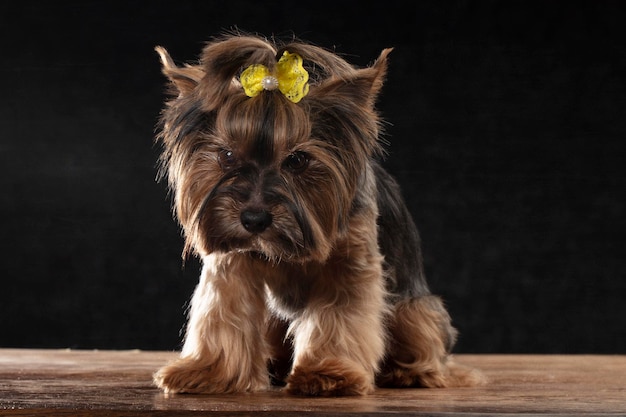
[240,209,273,233]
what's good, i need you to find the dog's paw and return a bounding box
[377,360,487,388]
[154,358,219,394]
[285,358,373,396]
[154,357,267,394]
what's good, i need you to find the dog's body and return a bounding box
[153,34,482,396]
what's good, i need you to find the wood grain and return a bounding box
[1,349,625,416]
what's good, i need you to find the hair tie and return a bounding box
[240,51,309,103]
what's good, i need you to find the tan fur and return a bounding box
[154,254,269,393]
[283,175,388,395]
[377,296,486,388]
[153,34,483,396]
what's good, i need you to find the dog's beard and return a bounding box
[197,201,308,262]
[187,172,319,262]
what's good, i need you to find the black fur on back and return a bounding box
[374,163,431,299]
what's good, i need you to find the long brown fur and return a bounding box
[153,33,483,396]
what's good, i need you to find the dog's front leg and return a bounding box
[285,242,387,396]
[154,254,269,394]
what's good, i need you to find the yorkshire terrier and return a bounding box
[153,34,483,396]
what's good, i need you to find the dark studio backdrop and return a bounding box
[1,1,624,354]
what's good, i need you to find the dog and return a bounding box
[153,34,483,396]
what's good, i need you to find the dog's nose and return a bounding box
[240,209,273,233]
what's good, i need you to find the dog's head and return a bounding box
[156,35,390,262]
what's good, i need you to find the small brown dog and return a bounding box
[153,34,483,396]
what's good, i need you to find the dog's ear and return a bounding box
[359,47,393,103]
[155,46,204,97]
[309,48,392,107]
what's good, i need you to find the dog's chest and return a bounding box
[263,266,317,316]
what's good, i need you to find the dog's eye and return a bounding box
[218,149,237,170]
[282,151,309,174]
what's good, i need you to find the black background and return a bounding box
[1,1,624,353]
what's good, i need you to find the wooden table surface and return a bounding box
[0,349,625,416]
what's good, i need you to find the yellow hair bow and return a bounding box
[240,51,309,103]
